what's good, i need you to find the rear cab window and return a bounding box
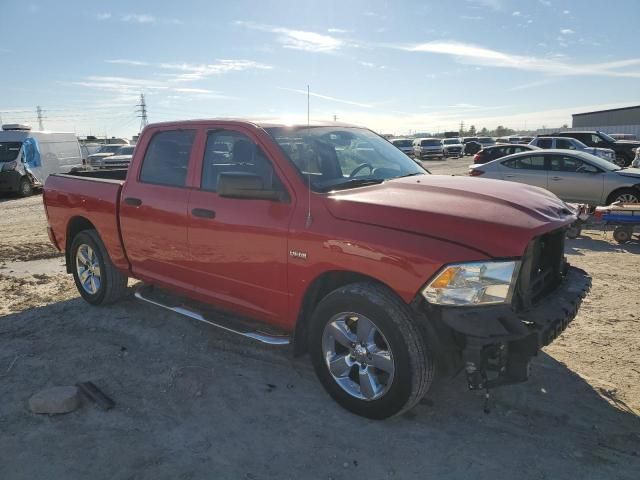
[139,130,196,187]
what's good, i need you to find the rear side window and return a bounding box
[139,130,195,187]
[556,139,576,150]
[201,130,282,192]
[537,138,553,149]
[503,155,546,170]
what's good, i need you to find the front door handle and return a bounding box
[551,176,562,181]
[504,174,515,178]
[124,197,142,206]
[192,208,216,219]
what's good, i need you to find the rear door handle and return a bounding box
[191,208,216,219]
[124,197,142,206]
[551,176,562,181]
[504,174,515,178]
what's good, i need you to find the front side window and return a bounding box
[0,142,22,162]
[590,134,604,146]
[266,126,425,192]
[139,130,195,187]
[556,139,576,150]
[503,155,546,170]
[201,130,282,192]
[550,155,599,173]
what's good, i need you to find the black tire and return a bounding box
[613,227,632,244]
[309,282,433,419]
[566,225,581,239]
[606,188,640,205]
[70,230,128,305]
[18,177,33,197]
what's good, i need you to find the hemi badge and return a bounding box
[289,250,308,260]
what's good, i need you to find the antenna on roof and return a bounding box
[305,85,313,229]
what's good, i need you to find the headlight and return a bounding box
[422,261,519,306]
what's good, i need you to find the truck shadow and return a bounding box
[1,297,638,479]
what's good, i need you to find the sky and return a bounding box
[1,0,639,137]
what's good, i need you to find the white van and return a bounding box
[0,124,82,196]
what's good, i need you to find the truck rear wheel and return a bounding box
[309,282,433,419]
[71,230,128,305]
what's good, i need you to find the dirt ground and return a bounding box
[1,159,639,479]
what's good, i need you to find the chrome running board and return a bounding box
[134,284,290,346]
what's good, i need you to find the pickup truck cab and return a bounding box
[553,131,640,167]
[43,119,590,419]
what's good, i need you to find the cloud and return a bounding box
[393,40,640,78]
[563,10,570,14]
[96,12,111,20]
[105,59,149,66]
[465,0,505,11]
[539,0,551,6]
[358,61,386,70]
[512,11,521,16]
[236,21,343,52]
[279,87,373,108]
[461,15,484,20]
[327,28,349,33]
[121,13,156,23]
[560,28,575,35]
[158,59,273,82]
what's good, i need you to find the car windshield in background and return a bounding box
[0,142,22,162]
[478,137,494,143]
[117,146,135,155]
[421,139,442,146]
[599,132,616,143]
[99,144,125,154]
[443,139,460,145]
[392,139,412,147]
[266,126,427,192]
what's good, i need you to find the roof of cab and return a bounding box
[143,118,360,130]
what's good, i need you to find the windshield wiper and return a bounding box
[320,178,384,192]
[394,172,426,179]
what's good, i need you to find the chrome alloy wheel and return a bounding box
[75,244,101,294]
[615,192,639,203]
[321,313,395,401]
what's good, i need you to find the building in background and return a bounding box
[572,105,640,138]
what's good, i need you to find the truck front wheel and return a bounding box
[19,177,33,197]
[70,230,128,305]
[309,282,434,419]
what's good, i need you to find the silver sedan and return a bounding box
[469,149,640,205]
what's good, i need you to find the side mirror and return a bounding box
[217,172,284,201]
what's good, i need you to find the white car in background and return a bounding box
[468,149,640,205]
[441,138,464,157]
[87,143,129,168]
[97,145,135,169]
[530,136,616,163]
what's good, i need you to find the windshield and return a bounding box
[98,144,126,154]
[392,139,412,147]
[266,126,427,192]
[478,137,495,144]
[116,146,135,155]
[421,139,442,146]
[0,142,22,162]
[443,139,460,145]
[599,132,616,143]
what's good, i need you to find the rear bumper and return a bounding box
[436,266,591,389]
[0,171,22,192]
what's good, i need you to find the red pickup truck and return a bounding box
[43,119,590,419]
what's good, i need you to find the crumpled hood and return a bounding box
[323,175,575,258]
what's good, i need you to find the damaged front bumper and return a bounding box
[438,266,591,390]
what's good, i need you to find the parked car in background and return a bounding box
[87,143,128,169]
[96,145,135,169]
[496,136,521,144]
[551,131,640,166]
[472,144,540,164]
[633,147,640,168]
[610,133,637,141]
[477,136,496,147]
[517,136,534,144]
[469,149,640,205]
[80,143,102,165]
[413,137,444,159]
[530,136,616,163]
[43,118,589,419]
[0,123,82,196]
[390,138,414,157]
[441,137,463,157]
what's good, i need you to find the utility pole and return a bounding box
[136,93,148,132]
[333,114,338,122]
[36,105,45,130]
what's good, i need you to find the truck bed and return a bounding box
[43,171,130,272]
